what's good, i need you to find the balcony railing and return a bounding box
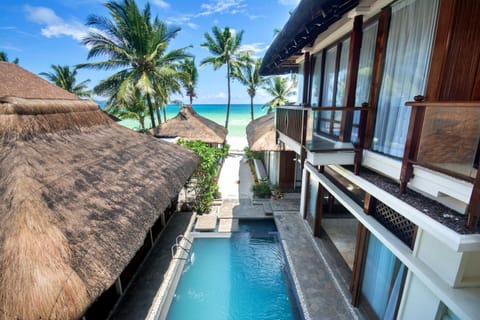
[401,96,480,229]
[275,104,369,173]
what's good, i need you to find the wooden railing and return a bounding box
[275,104,369,174]
[401,96,480,229]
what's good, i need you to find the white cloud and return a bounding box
[197,0,247,17]
[152,0,170,9]
[23,5,91,42]
[187,22,199,30]
[239,42,268,55]
[278,0,300,6]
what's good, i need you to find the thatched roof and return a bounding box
[260,0,359,75]
[0,64,198,319]
[155,105,227,144]
[246,113,288,151]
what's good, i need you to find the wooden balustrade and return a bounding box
[401,96,480,229]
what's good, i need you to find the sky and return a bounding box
[0,0,300,104]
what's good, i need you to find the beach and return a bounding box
[115,104,266,151]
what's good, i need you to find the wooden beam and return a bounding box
[350,223,368,305]
[363,193,377,215]
[302,52,311,105]
[314,183,324,237]
[365,7,391,148]
[303,171,311,220]
[340,15,363,142]
[467,168,480,229]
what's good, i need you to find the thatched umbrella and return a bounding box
[246,112,289,151]
[0,62,198,319]
[155,105,227,144]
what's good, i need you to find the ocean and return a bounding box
[113,104,268,138]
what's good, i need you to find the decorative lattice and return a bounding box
[373,201,417,248]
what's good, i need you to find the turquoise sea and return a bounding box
[106,104,267,138]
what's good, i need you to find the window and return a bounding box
[361,234,406,319]
[372,0,439,157]
[317,38,350,137]
[310,53,323,106]
[352,22,378,141]
[296,63,304,104]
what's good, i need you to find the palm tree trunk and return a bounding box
[163,104,167,122]
[140,117,145,132]
[146,93,156,131]
[250,95,254,121]
[225,62,231,129]
[154,100,162,125]
[189,94,193,105]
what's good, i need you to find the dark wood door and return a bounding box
[279,151,296,190]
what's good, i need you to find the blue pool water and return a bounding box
[166,220,300,320]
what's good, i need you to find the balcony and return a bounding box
[400,96,480,228]
[275,104,369,170]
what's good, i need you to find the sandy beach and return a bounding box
[226,136,248,151]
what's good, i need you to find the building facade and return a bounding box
[261,0,480,319]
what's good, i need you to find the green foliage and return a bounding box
[179,140,226,213]
[232,57,264,120]
[262,76,295,113]
[40,65,91,97]
[252,181,271,198]
[243,147,262,160]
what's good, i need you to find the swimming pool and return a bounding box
[166,220,300,320]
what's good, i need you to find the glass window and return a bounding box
[352,22,379,141]
[372,0,439,157]
[310,53,323,107]
[361,234,406,319]
[296,63,304,104]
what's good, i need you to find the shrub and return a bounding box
[243,147,262,160]
[252,182,271,198]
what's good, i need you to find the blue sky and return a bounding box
[0,0,299,104]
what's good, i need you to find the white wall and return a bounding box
[398,273,440,320]
[267,151,280,184]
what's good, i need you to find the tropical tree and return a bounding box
[40,65,91,97]
[200,26,247,128]
[79,0,189,130]
[107,90,149,131]
[179,58,198,105]
[233,58,263,121]
[0,51,19,64]
[262,76,295,113]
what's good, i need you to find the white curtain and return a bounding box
[296,63,304,104]
[352,22,379,141]
[372,0,439,157]
[361,234,404,319]
[308,179,318,219]
[310,53,323,107]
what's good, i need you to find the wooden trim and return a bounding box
[350,223,368,305]
[319,49,326,107]
[354,104,369,174]
[363,193,377,215]
[314,183,324,237]
[425,0,456,100]
[329,42,343,135]
[365,7,390,149]
[340,15,363,142]
[278,105,370,111]
[302,52,311,105]
[467,168,480,229]
[303,171,311,219]
[400,97,426,192]
[405,101,480,108]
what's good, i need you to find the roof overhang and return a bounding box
[260,0,359,75]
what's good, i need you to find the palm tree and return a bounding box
[179,58,198,105]
[262,77,295,113]
[40,65,91,97]
[200,26,247,129]
[107,90,149,132]
[233,58,263,121]
[79,0,189,130]
[0,51,19,64]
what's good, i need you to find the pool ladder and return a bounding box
[171,234,192,260]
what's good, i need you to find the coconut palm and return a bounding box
[262,77,295,113]
[233,58,263,121]
[40,65,91,97]
[107,90,149,131]
[200,26,247,129]
[179,58,198,105]
[0,51,19,64]
[79,0,189,130]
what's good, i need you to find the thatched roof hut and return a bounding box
[0,62,198,319]
[155,105,227,144]
[246,113,288,151]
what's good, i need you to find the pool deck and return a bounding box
[110,153,365,319]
